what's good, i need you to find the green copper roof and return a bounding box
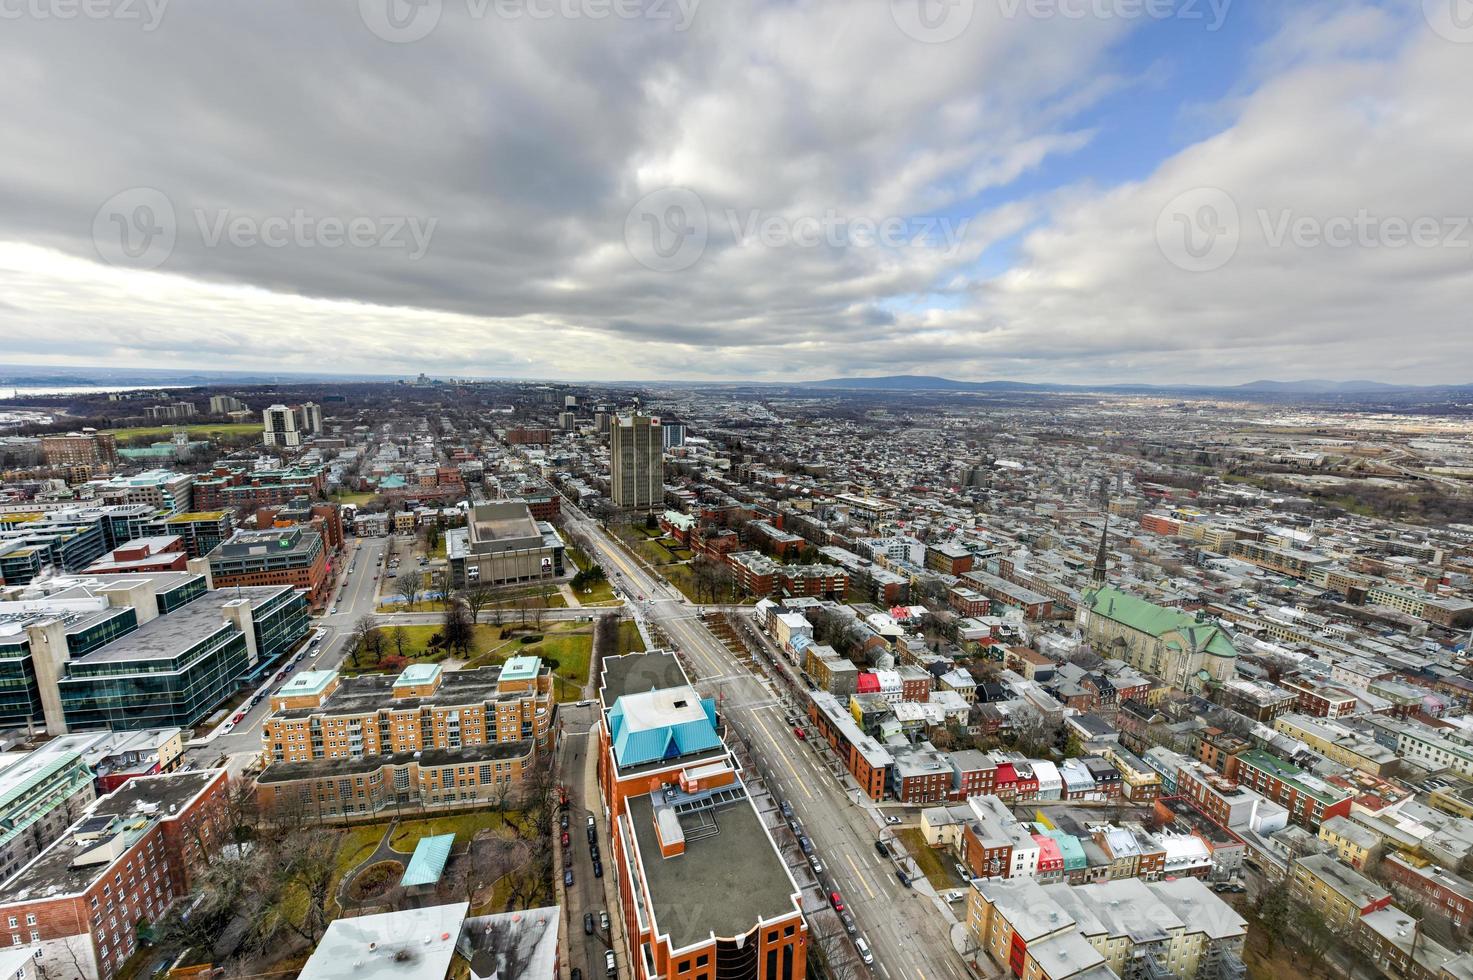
[1084,587,1236,658]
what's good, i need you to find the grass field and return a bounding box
[896,828,957,889]
[332,491,380,506]
[617,619,646,654]
[388,810,511,850]
[344,624,510,673]
[105,422,262,444]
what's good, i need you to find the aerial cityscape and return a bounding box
[3,3,1473,980]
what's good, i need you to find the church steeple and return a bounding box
[1091,515,1110,587]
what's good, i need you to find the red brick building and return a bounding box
[0,770,228,980]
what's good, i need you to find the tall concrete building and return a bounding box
[262,404,301,448]
[262,403,322,448]
[610,414,663,510]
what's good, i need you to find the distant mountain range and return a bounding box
[800,375,1473,401]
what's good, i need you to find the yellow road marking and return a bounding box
[846,853,877,900]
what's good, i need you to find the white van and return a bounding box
[855,938,873,965]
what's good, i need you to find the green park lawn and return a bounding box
[105,422,263,444]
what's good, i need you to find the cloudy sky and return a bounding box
[2,0,1470,384]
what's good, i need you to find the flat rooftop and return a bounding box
[626,785,798,951]
[73,587,289,664]
[600,651,688,707]
[0,770,222,901]
[273,664,542,721]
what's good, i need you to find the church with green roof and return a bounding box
[1077,586,1238,694]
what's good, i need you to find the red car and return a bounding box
[793,727,806,740]
[829,891,843,912]
[561,831,570,847]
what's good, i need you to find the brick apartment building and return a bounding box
[255,659,552,819]
[0,770,227,980]
[1235,750,1352,829]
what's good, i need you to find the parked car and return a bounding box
[564,868,574,886]
[808,855,823,876]
[896,870,911,888]
[593,860,604,878]
[590,843,600,862]
[600,911,610,931]
[799,836,814,855]
[841,912,856,936]
[829,890,843,912]
[587,815,596,829]
[561,832,570,847]
[584,913,595,935]
[954,862,969,881]
[605,951,617,977]
[792,727,806,740]
[560,813,570,830]
[855,938,873,965]
[884,815,902,825]
[779,801,794,819]
[572,970,581,980]
[874,840,889,858]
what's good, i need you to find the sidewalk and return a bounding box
[582,724,633,980]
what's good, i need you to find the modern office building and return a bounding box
[595,650,807,980]
[610,414,663,510]
[142,511,233,559]
[255,658,552,818]
[444,501,563,590]
[0,769,228,980]
[205,527,330,608]
[80,537,187,576]
[661,419,686,449]
[0,571,308,733]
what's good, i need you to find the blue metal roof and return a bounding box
[400,833,455,887]
[608,696,721,768]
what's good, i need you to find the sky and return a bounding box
[2,0,1471,385]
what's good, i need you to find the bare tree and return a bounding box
[395,569,423,609]
[391,625,408,658]
[462,583,496,622]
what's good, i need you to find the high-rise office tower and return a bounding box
[610,414,663,509]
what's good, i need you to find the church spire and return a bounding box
[1092,514,1110,587]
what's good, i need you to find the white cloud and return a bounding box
[0,1,1464,384]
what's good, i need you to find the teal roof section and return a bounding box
[401,833,455,887]
[1042,830,1088,871]
[501,655,542,683]
[279,670,337,697]
[608,693,721,768]
[394,663,442,687]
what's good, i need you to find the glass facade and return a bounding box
[0,642,42,728]
[65,609,138,657]
[156,576,207,614]
[59,628,252,730]
[253,590,311,661]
